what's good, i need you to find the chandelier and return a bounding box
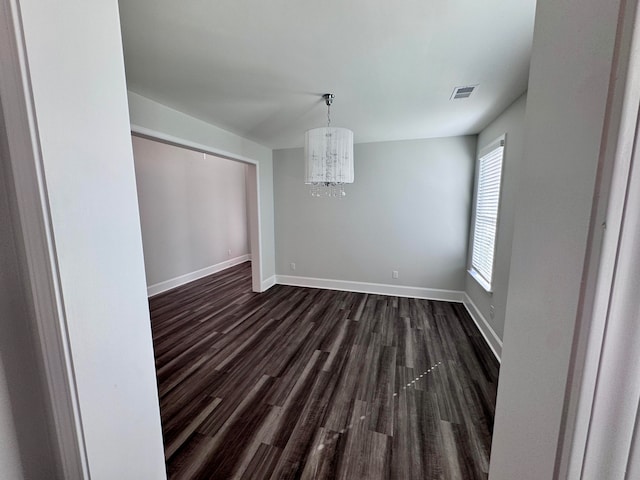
[304,93,354,197]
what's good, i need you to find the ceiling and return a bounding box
[118,0,536,150]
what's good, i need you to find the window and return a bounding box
[469,137,505,292]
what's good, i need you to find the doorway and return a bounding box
[130,130,263,294]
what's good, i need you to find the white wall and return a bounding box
[2,1,625,479]
[10,1,167,478]
[488,0,624,478]
[127,92,276,287]
[273,136,476,291]
[132,136,249,290]
[465,93,527,342]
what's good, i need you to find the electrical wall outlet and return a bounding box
[228,249,232,256]
[290,262,296,271]
[489,305,495,319]
[392,270,399,279]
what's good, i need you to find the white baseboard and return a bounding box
[462,293,503,362]
[260,275,276,292]
[149,266,501,360]
[274,275,501,361]
[275,275,465,303]
[147,254,250,296]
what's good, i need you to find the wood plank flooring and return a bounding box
[149,262,499,480]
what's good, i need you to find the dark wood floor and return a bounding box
[149,262,499,480]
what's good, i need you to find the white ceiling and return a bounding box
[118,0,536,149]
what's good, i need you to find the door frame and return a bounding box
[555,0,640,477]
[130,125,264,294]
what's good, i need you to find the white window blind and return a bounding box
[470,139,504,292]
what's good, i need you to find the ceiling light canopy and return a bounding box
[304,94,354,197]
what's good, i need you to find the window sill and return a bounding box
[468,269,493,294]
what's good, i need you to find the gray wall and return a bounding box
[488,0,623,477]
[0,100,55,479]
[466,93,527,339]
[132,136,249,288]
[274,136,476,290]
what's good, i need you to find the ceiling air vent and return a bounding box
[451,85,477,100]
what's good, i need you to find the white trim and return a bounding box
[147,255,250,297]
[467,268,493,293]
[129,125,265,294]
[577,3,640,472]
[247,163,263,293]
[275,275,464,302]
[131,125,259,166]
[462,294,503,362]
[261,275,277,292]
[469,134,506,292]
[478,134,506,158]
[558,1,640,477]
[0,0,88,477]
[274,276,502,359]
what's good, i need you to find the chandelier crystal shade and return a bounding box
[304,94,354,197]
